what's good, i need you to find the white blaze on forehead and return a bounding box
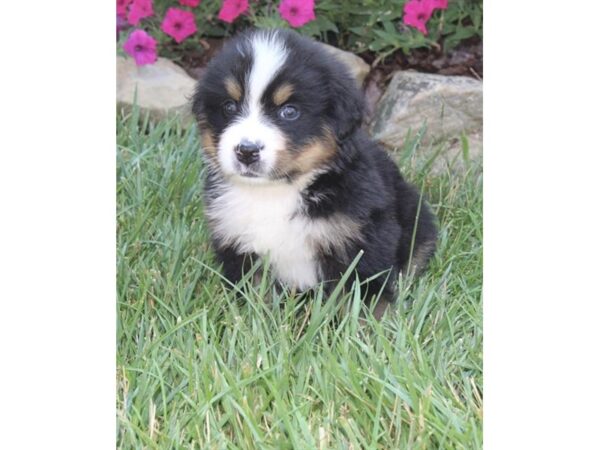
[246,31,288,111]
[217,32,289,178]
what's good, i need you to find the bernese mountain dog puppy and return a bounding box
[192,29,437,316]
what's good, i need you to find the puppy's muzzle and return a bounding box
[235,139,264,166]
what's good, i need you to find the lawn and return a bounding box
[116,110,483,449]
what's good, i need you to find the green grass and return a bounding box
[117,111,483,449]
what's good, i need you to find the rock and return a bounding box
[117,56,197,122]
[369,71,482,147]
[319,43,370,87]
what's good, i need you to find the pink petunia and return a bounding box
[278,0,316,28]
[117,0,132,18]
[403,0,435,35]
[179,0,201,6]
[161,8,197,43]
[217,0,248,23]
[127,0,154,26]
[123,29,157,66]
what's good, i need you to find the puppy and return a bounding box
[192,29,437,314]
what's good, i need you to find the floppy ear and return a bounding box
[328,69,365,140]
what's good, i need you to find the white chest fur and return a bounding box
[207,179,320,290]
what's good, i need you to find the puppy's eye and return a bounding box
[222,100,238,116]
[279,104,300,121]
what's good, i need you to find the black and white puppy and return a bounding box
[192,29,437,310]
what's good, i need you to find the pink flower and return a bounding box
[431,0,448,9]
[127,0,154,26]
[217,0,248,23]
[179,0,200,6]
[123,29,157,66]
[403,0,435,35]
[117,0,132,18]
[161,8,197,43]
[278,0,316,28]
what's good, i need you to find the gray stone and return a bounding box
[320,43,370,87]
[369,71,482,147]
[117,56,197,122]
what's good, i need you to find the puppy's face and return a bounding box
[193,30,362,183]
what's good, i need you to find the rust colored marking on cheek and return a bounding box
[274,128,338,177]
[291,128,337,173]
[273,83,294,106]
[224,77,242,102]
[198,123,218,160]
[202,133,216,156]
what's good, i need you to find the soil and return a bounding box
[172,38,227,81]
[362,36,483,82]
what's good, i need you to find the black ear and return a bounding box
[328,68,365,140]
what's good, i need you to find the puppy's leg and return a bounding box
[213,244,256,286]
[404,238,437,276]
[371,299,394,321]
[360,278,398,322]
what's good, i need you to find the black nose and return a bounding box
[235,140,263,165]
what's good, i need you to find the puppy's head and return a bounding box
[192,29,363,183]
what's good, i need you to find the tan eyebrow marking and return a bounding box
[273,83,294,106]
[224,77,242,101]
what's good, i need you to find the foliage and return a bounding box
[117,110,483,448]
[118,0,483,67]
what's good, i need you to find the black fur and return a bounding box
[297,130,436,302]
